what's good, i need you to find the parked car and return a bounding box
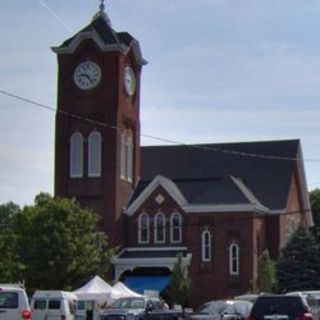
[233,294,259,303]
[286,291,320,307]
[0,285,31,320]
[100,297,178,320]
[187,300,253,320]
[249,294,320,320]
[30,290,78,320]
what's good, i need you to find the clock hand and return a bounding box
[79,73,93,83]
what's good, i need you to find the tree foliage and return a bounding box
[276,227,320,292]
[0,202,22,282]
[165,254,191,308]
[0,193,114,291]
[257,249,277,293]
[310,188,320,240]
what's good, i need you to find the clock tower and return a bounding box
[52,2,146,247]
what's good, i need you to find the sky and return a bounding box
[1,0,320,206]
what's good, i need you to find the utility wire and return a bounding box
[16,1,320,164]
[0,208,315,229]
[1,88,320,163]
[36,0,74,32]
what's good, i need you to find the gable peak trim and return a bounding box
[230,175,262,205]
[52,30,127,55]
[125,175,188,216]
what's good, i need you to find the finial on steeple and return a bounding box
[99,0,105,13]
[93,0,111,26]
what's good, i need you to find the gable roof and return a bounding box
[127,175,187,214]
[137,139,301,211]
[126,174,270,216]
[52,15,147,66]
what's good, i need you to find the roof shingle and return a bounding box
[138,139,300,210]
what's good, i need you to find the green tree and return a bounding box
[257,249,277,293]
[165,254,191,308]
[0,202,22,282]
[310,188,320,240]
[276,227,320,292]
[13,193,114,291]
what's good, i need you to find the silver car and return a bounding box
[187,300,253,320]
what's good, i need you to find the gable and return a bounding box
[285,158,313,226]
[125,175,187,216]
[126,174,270,216]
[52,16,147,66]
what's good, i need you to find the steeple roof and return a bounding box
[92,0,111,26]
[51,6,147,66]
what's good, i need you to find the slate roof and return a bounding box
[133,140,301,211]
[59,15,134,49]
[52,14,147,65]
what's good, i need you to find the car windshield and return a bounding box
[195,301,228,315]
[111,298,145,309]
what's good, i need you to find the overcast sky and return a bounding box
[1,0,320,206]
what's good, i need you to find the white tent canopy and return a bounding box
[106,281,143,303]
[73,275,112,301]
[73,276,143,304]
[112,282,142,298]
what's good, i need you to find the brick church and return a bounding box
[52,3,313,306]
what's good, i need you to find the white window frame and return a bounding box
[120,132,126,179]
[201,230,212,262]
[154,212,166,244]
[170,212,182,243]
[70,132,84,178]
[88,131,102,177]
[229,242,240,275]
[120,130,134,182]
[126,134,133,182]
[138,213,149,244]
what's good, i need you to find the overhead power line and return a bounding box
[0,208,315,229]
[35,0,74,32]
[1,88,320,163]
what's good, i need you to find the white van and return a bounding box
[30,291,77,320]
[0,285,31,320]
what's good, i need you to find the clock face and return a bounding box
[124,66,136,96]
[74,61,101,90]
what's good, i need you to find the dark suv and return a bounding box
[249,294,320,320]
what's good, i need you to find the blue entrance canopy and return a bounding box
[123,276,171,294]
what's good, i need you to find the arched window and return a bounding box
[88,131,102,177]
[120,132,126,179]
[229,243,240,275]
[120,130,134,182]
[70,132,84,178]
[155,212,165,243]
[138,213,149,244]
[170,212,182,243]
[201,230,212,262]
[126,134,133,182]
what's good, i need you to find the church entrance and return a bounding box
[120,267,171,296]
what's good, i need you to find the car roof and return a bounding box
[0,286,25,292]
[287,291,320,297]
[234,294,259,302]
[257,294,304,299]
